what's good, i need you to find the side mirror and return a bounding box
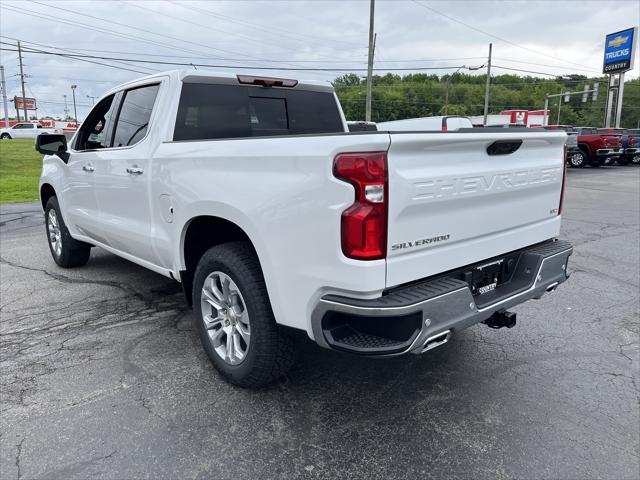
[35,134,69,162]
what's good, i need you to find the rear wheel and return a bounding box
[192,242,295,388]
[568,151,586,168]
[630,154,640,165]
[45,197,92,268]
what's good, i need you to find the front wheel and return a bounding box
[0,133,11,139]
[45,197,92,268]
[192,242,295,388]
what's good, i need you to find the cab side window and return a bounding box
[112,84,159,148]
[75,95,118,151]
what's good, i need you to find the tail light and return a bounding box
[558,144,567,215]
[630,136,635,146]
[333,152,388,260]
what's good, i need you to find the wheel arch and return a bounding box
[179,215,260,307]
[40,183,57,211]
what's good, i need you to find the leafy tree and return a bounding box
[333,73,640,128]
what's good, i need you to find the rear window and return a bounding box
[173,83,343,141]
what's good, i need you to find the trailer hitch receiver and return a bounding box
[484,309,517,329]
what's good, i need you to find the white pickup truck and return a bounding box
[37,70,572,387]
[1,122,62,139]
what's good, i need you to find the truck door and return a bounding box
[62,94,120,243]
[93,83,161,265]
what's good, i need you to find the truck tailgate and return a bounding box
[385,131,566,288]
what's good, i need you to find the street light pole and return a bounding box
[86,94,96,105]
[70,84,78,123]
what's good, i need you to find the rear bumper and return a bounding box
[597,148,623,156]
[311,239,572,356]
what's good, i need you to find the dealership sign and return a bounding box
[603,27,637,73]
[13,96,37,110]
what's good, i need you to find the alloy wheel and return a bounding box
[200,271,251,365]
[47,209,62,257]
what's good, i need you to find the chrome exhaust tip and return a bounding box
[422,330,452,352]
[546,282,559,293]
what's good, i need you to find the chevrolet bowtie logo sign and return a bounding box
[608,35,628,48]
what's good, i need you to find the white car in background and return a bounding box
[0,122,62,139]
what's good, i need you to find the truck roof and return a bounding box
[104,69,335,97]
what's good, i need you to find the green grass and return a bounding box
[0,139,43,204]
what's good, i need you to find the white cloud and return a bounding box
[0,0,638,118]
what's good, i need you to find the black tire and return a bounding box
[45,197,91,268]
[617,156,629,166]
[0,133,11,139]
[630,154,640,165]
[192,242,295,388]
[568,150,586,168]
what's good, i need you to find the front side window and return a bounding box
[75,94,118,150]
[112,84,159,147]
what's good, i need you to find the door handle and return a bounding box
[82,164,94,172]
[126,167,143,175]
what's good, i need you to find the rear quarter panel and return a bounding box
[151,134,391,335]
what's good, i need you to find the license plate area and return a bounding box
[459,252,520,297]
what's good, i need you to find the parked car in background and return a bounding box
[544,125,583,167]
[575,127,623,167]
[618,129,640,165]
[0,122,62,139]
[377,115,473,132]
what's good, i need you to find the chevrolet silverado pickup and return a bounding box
[576,127,623,167]
[36,70,572,387]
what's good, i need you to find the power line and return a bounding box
[5,45,485,64]
[164,0,365,49]
[493,57,602,74]
[0,46,482,72]
[410,0,600,73]
[1,4,260,68]
[0,41,151,75]
[26,0,263,62]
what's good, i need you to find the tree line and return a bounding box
[333,73,640,128]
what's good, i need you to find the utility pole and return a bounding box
[63,94,69,120]
[556,97,562,124]
[483,43,492,125]
[0,65,9,128]
[365,0,375,122]
[71,84,78,123]
[17,41,28,122]
[86,94,96,105]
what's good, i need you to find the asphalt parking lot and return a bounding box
[1,166,638,480]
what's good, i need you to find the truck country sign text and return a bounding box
[603,27,637,74]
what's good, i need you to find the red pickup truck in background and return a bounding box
[576,127,624,167]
